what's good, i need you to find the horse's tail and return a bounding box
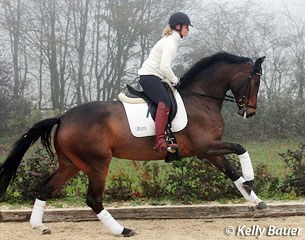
[0,117,60,197]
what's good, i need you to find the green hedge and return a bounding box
[2,143,304,204]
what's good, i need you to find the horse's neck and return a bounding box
[186,73,230,102]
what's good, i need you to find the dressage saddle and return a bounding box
[124,82,180,163]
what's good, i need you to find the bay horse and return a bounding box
[0,52,266,237]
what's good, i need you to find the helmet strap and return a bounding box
[175,24,183,38]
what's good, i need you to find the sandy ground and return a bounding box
[1,216,305,240]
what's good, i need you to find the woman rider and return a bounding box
[138,12,192,152]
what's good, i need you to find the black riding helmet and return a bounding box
[169,12,193,29]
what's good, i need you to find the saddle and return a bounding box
[125,82,178,122]
[120,81,180,163]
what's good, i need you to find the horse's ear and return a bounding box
[255,56,266,65]
[252,56,265,74]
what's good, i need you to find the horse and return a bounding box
[0,52,266,237]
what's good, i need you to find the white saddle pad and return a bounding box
[120,91,188,137]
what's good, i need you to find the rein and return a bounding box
[183,90,236,103]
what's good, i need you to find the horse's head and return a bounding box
[231,56,265,119]
[179,52,265,118]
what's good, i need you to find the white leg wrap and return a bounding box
[239,151,254,181]
[234,177,261,204]
[30,199,46,228]
[97,209,124,235]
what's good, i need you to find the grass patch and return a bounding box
[244,138,302,178]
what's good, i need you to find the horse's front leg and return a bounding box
[206,141,254,183]
[205,155,268,210]
[203,140,268,209]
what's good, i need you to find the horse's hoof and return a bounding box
[257,202,269,210]
[122,228,136,237]
[33,225,51,235]
[42,228,51,235]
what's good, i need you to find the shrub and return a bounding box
[105,169,137,201]
[3,146,295,204]
[252,163,280,198]
[222,97,305,141]
[64,172,88,198]
[5,147,88,202]
[6,148,58,202]
[167,156,240,203]
[138,162,168,199]
[280,142,305,196]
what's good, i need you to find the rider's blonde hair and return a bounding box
[162,25,173,37]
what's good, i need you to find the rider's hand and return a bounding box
[172,79,180,89]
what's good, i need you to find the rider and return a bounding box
[138,12,192,152]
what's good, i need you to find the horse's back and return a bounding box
[61,101,119,124]
[56,101,128,153]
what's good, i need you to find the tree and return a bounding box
[25,0,73,111]
[283,13,305,101]
[92,0,186,100]
[0,0,23,100]
[71,0,91,104]
[0,58,31,135]
[0,60,12,133]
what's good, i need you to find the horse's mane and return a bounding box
[179,52,252,89]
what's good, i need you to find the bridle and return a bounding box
[234,68,262,110]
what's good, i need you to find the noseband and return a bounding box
[235,65,263,110]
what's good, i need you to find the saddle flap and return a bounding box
[119,90,188,138]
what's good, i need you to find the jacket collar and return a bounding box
[172,30,181,41]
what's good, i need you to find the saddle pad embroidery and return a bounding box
[121,91,188,137]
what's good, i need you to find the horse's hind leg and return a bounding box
[30,151,79,234]
[207,155,268,210]
[85,160,136,237]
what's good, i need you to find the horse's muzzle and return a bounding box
[238,108,256,119]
